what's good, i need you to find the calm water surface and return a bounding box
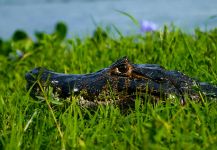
[0,0,217,39]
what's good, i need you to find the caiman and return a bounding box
[25,57,217,107]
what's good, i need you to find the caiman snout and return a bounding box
[25,67,51,95]
[25,67,51,82]
[25,67,40,82]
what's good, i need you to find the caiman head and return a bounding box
[25,57,198,105]
[104,57,181,101]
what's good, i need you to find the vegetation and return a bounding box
[0,23,217,149]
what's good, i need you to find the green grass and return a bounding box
[0,24,217,150]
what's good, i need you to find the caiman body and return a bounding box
[25,57,217,107]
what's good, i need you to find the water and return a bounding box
[0,0,217,39]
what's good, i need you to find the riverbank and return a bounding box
[0,26,217,149]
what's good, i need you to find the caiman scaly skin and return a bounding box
[25,57,217,107]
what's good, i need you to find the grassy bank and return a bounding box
[0,24,217,149]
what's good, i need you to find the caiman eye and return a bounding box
[117,64,128,73]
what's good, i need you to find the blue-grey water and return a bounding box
[0,0,217,39]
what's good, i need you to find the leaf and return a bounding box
[115,9,139,27]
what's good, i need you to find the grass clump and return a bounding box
[0,24,217,149]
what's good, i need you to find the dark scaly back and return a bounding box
[199,82,217,98]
